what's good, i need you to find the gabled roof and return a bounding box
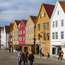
[19,20,27,26]
[30,16,37,24]
[21,20,27,24]
[43,4,55,18]
[59,1,65,12]
[15,20,27,25]
[15,20,21,25]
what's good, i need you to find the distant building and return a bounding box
[5,25,10,49]
[8,23,14,52]
[0,27,6,49]
[12,20,20,46]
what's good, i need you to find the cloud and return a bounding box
[0,0,40,21]
[0,0,64,25]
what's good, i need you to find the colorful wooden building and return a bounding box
[36,3,54,56]
[26,16,37,53]
[18,20,27,51]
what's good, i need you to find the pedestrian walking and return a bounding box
[22,51,28,65]
[40,48,44,56]
[60,50,64,60]
[58,50,64,60]
[17,48,22,65]
[28,52,34,65]
[47,52,50,59]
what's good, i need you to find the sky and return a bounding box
[0,0,64,26]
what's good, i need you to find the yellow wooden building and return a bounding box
[36,3,54,56]
[26,16,37,54]
[12,20,20,45]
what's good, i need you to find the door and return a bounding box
[36,44,39,54]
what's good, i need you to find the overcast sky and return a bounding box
[0,0,64,25]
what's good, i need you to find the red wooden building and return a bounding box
[18,20,26,46]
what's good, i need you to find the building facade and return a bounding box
[50,1,65,59]
[26,16,37,54]
[8,23,14,52]
[12,20,20,46]
[36,3,54,56]
[0,27,6,49]
[18,20,26,51]
[5,26,10,49]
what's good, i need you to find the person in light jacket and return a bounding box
[17,48,22,65]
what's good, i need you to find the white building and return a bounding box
[50,1,65,59]
[0,27,6,49]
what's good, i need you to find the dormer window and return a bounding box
[42,13,44,17]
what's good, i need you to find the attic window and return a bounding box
[42,12,46,17]
[40,12,46,18]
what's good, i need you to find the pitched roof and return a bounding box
[15,20,27,25]
[21,20,27,22]
[43,4,55,18]
[30,16,37,24]
[59,1,65,12]
[15,20,21,25]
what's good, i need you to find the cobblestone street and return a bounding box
[0,49,65,65]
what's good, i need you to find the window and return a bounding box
[43,23,49,29]
[56,20,58,27]
[38,24,40,30]
[22,37,25,41]
[52,20,58,28]
[40,12,46,17]
[61,19,64,26]
[52,32,55,39]
[52,32,58,39]
[56,32,58,39]
[57,11,59,15]
[42,13,44,17]
[52,21,55,27]
[52,47,56,54]
[19,37,22,40]
[47,33,49,40]
[38,34,40,40]
[45,23,49,29]
[23,30,25,34]
[43,33,46,40]
[61,31,64,39]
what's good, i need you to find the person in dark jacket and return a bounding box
[28,52,34,65]
[22,51,28,65]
